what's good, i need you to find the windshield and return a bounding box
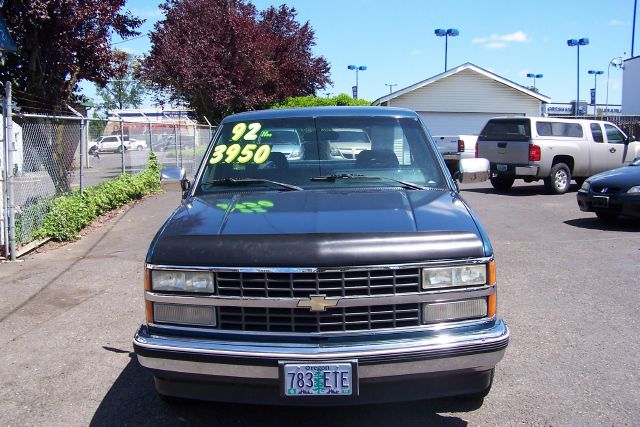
[195,115,447,193]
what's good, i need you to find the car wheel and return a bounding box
[595,211,619,222]
[118,146,127,153]
[490,176,515,192]
[137,145,144,151]
[545,163,571,194]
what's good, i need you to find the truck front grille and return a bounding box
[218,304,421,333]
[216,268,421,298]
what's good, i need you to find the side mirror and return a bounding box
[456,158,490,184]
[160,165,188,195]
[627,135,636,144]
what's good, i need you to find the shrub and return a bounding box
[270,93,371,109]
[34,153,162,242]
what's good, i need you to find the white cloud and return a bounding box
[485,42,507,49]
[501,31,530,42]
[609,19,627,26]
[472,31,531,49]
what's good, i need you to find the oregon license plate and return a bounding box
[497,164,508,172]
[281,362,356,397]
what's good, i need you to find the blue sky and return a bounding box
[84,0,638,109]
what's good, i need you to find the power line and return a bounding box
[112,34,147,45]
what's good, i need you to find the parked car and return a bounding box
[127,138,148,151]
[133,107,509,405]
[154,135,195,152]
[577,157,640,221]
[476,117,639,194]
[94,135,146,153]
[323,127,372,159]
[256,128,302,159]
[432,134,478,175]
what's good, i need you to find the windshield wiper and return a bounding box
[310,173,425,190]
[202,178,303,191]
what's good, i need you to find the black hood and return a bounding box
[148,190,489,267]
[588,164,640,189]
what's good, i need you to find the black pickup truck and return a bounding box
[133,107,509,405]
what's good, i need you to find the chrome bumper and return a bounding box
[134,320,509,380]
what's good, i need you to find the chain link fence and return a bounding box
[1,96,215,259]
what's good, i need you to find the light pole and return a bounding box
[385,83,397,94]
[526,73,543,91]
[347,65,367,99]
[434,28,459,72]
[605,57,624,117]
[587,70,604,117]
[567,37,589,116]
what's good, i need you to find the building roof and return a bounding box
[373,62,551,105]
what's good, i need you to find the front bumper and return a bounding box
[577,190,640,218]
[133,319,509,404]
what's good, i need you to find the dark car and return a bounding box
[154,135,195,152]
[577,157,640,221]
[133,107,509,405]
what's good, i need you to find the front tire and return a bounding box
[545,163,571,194]
[490,176,515,192]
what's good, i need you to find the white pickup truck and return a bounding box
[432,135,478,175]
[476,117,639,194]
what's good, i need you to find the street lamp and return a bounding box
[434,28,459,72]
[347,65,367,99]
[587,70,604,117]
[526,73,543,91]
[567,37,589,116]
[605,57,624,117]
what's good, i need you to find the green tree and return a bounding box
[95,51,148,113]
[0,0,142,193]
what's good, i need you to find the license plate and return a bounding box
[281,362,356,397]
[497,164,508,172]
[592,196,609,208]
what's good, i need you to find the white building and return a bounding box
[621,56,640,115]
[373,63,550,135]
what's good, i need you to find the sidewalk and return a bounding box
[0,189,178,346]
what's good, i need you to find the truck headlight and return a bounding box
[580,181,591,191]
[422,264,487,289]
[627,185,640,194]
[151,270,215,293]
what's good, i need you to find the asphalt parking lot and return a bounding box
[0,180,638,426]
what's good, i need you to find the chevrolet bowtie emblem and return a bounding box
[297,295,340,312]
